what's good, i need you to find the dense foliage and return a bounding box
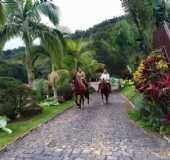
[0,77,41,119]
[133,54,170,130]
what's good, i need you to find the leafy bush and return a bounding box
[121,79,134,88]
[0,77,41,119]
[0,76,22,89]
[32,79,49,101]
[57,79,73,100]
[0,61,27,83]
[132,54,170,131]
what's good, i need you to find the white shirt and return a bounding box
[100,73,110,82]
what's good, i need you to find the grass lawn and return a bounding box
[121,85,145,111]
[0,101,74,149]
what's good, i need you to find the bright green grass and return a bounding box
[0,101,74,149]
[121,85,145,110]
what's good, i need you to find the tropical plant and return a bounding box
[121,0,155,52]
[32,79,49,100]
[48,69,70,99]
[133,54,170,125]
[66,39,94,70]
[0,0,64,86]
[0,116,12,134]
[79,52,102,79]
[0,2,5,25]
[0,76,41,119]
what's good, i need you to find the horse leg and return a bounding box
[87,93,90,104]
[85,91,90,104]
[106,93,109,104]
[79,95,84,109]
[101,93,104,104]
[75,95,78,106]
[75,95,81,108]
[82,95,85,108]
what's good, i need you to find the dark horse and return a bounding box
[72,75,89,109]
[98,80,111,104]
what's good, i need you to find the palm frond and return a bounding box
[37,1,59,25]
[3,0,18,16]
[30,45,48,65]
[0,23,20,51]
[0,3,5,25]
[30,22,64,70]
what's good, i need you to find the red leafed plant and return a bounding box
[133,54,170,123]
[160,74,170,88]
[144,83,160,98]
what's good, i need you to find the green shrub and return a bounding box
[0,61,27,83]
[0,76,22,89]
[57,79,73,100]
[32,79,48,101]
[0,77,41,119]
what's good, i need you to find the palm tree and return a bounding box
[48,69,69,99]
[66,39,94,70]
[0,0,63,86]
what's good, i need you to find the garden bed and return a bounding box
[121,86,170,136]
[0,101,74,149]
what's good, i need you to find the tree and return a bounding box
[121,0,154,52]
[0,0,63,86]
[48,69,69,99]
[65,39,95,70]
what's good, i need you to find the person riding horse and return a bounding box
[72,68,89,108]
[100,69,111,91]
[98,69,111,104]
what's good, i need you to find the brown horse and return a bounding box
[72,74,89,109]
[98,80,111,104]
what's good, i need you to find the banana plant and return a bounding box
[0,116,12,134]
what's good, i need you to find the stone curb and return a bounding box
[0,104,74,154]
[120,92,170,145]
[119,93,135,109]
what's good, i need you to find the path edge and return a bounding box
[119,92,170,145]
[0,104,74,154]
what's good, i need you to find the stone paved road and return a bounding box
[1,93,170,160]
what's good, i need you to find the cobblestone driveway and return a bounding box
[1,93,170,160]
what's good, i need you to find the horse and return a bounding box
[98,80,111,104]
[72,74,89,109]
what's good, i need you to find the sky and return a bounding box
[3,0,124,50]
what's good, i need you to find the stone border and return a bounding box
[120,92,170,145]
[0,104,74,153]
[119,93,135,109]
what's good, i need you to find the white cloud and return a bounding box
[53,0,124,31]
[3,0,124,50]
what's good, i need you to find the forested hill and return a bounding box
[71,15,138,77]
[71,16,125,39]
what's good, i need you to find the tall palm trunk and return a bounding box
[25,39,34,87]
[25,54,34,86]
[52,64,58,99]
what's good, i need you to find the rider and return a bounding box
[100,69,111,92]
[78,68,88,88]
